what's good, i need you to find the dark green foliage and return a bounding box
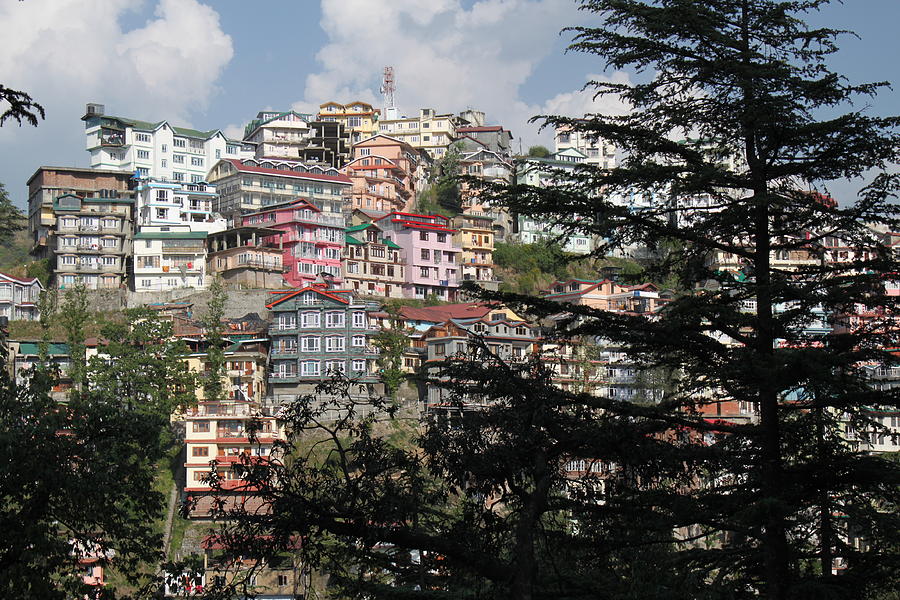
[25,258,50,287]
[372,326,408,398]
[0,182,25,249]
[0,309,192,598]
[527,145,551,158]
[57,284,89,392]
[200,2,900,599]
[0,84,44,127]
[201,277,227,403]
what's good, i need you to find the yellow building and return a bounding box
[453,211,495,285]
[317,101,379,145]
[377,108,457,158]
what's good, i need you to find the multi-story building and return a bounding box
[134,179,225,231]
[342,135,427,213]
[513,149,597,254]
[302,119,351,167]
[207,158,351,216]
[317,101,380,145]
[361,211,462,301]
[456,124,514,156]
[377,107,457,158]
[51,193,134,290]
[241,199,345,287]
[540,279,669,314]
[344,222,405,298]
[26,166,135,262]
[266,281,381,405]
[0,273,42,321]
[206,226,286,289]
[422,315,540,411]
[555,122,617,170]
[242,110,313,159]
[452,211,495,286]
[81,103,248,181]
[132,229,209,292]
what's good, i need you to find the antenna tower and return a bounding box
[380,66,396,108]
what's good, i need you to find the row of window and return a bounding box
[276,311,367,329]
[273,334,368,353]
[58,216,121,230]
[273,359,368,377]
[58,236,119,248]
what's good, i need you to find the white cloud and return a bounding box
[0,0,232,203]
[298,0,632,147]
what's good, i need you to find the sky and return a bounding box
[1,0,898,209]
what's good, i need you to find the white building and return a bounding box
[377,108,458,159]
[82,103,250,182]
[132,229,210,292]
[242,110,313,159]
[134,179,226,232]
[554,122,617,170]
[0,273,42,321]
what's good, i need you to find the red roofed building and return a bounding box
[207,157,351,216]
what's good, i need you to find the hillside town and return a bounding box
[0,21,900,598]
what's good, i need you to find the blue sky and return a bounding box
[1,0,898,208]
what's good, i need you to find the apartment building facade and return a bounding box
[51,193,134,290]
[207,158,351,216]
[82,103,248,181]
[133,230,209,291]
[377,107,458,158]
[0,273,42,321]
[206,226,286,289]
[242,110,313,159]
[317,101,380,145]
[266,283,380,403]
[343,135,427,213]
[344,222,405,298]
[368,212,462,301]
[555,122,617,170]
[452,211,495,285]
[241,199,345,287]
[26,166,135,262]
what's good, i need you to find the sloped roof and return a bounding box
[266,285,353,308]
[399,303,495,323]
[222,159,352,184]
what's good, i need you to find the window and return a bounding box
[325,336,345,352]
[161,144,167,153]
[155,208,168,220]
[173,154,185,164]
[434,343,446,356]
[325,360,345,374]
[173,138,186,148]
[277,313,297,330]
[348,116,361,127]
[352,359,366,372]
[161,159,167,168]
[191,157,204,166]
[301,336,320,352]
[61,255,76,265]
[193,421,210,432]
[136,133,151,143]
[301,360,320,376]
[136,167,149,177]
[301,311,320,328]
[325,311,345,328]
[419,231,428,241]
[191,174,203,183]
[215,149,221,159]
[137,149,150,159]
[277,575,289,587]
[192,446,209,457]
[420,249,430,260]
[351,335,365,347]
[352,311,366,328]
[437,233,447,243]
[420,267,430,278]
[101,237,117,247]
[358,148,371,157]
[173,172,185,181]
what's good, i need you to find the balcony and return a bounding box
[235,258,285,272]
[162,246,204,254]
[293,211,345,227]
[271,348,299,358]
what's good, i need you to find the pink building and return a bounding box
[241,199,345,287]
[342,134,428,213]
[367,211,462,301]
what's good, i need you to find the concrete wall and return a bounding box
[84,288,274,320]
